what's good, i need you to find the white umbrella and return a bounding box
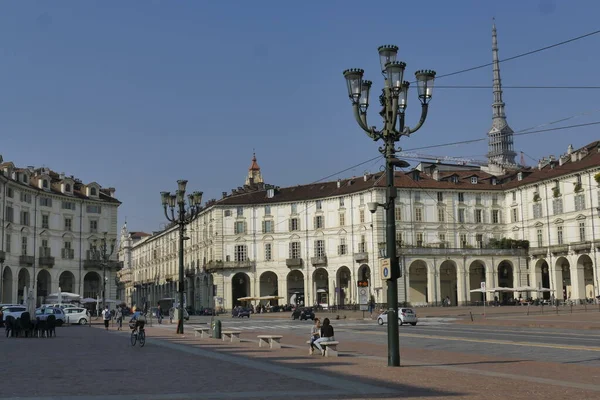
[469,288,486,293]
[58,287,63,305]
[538,288,555,292]
[80,298,97,304]
[514,286,536,292]
[22,286,28,307]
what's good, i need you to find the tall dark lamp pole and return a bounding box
[161,181,203,335]
[92,232,116,310]
[343,45,436,367]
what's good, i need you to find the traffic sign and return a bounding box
[380,258,391,280]
[481,281,486,290]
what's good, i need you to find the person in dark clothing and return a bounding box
[313,317,335,356]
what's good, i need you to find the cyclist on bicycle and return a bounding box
[129,311,146,332]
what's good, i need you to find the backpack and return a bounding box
[104,310,111,320]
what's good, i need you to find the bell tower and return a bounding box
[246,152,263,186]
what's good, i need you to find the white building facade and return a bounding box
[0,158,121,306]
[119,144,600,310]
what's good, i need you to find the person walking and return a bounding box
[115,307,123,330]
[308,318,321,355]
[102,306,111,330]
[157,303,162,324]
[169,307,174,324]
[313,318,335,356]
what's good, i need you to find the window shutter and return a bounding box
[244,221,247,234]
[262,221,265,233]
[288,219,292,232]
[288,242,292,258]
[313,216,317,229]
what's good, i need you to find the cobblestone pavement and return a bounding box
[4,321,600,400]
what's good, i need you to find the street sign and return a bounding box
[358,287,369,311]
[481,281,486,290]
[380,258,391,280]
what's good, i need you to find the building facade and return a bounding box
[0,158,121,306]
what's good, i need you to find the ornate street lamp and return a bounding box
[343,45,436,367]
[161,180,203,335]
[91,232,116,310]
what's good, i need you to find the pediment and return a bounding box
[234,236,247,242]
[491,226,502,231]
[435,224,447,231]
[4,223,12,231]
[533,221,544,228]
[290,234,301,240]
[512,226,520,231]
[39,230,49,237]
[262,235,274,241]
[20,227,30,234]
[62,232,74,239]
[315,230,324,237]
[337,229,348,235]
[576,214,587,220]
[553,218,564,225]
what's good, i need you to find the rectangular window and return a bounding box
[264,205,271,215]
[314,240,325,257]
[40,197,52,207]
[90,220,98,233]
[579,222,586,242]
[492,210,500,224]
[62,201,76,210]
[262,220,273,234]
[5,206,14,223]
[437,192,443,202]
[339,197,344,207]
[414,192,421,202]
[359,209,365,223]
[264,243,272,261]
[65,218,72,231]
[359,194,364,205]
[492,194,498,205]
[512,192,517,202]
[5,234,11,253]
[475,209,482,223]
[339,212,345,226]
[575,194,586,211]
[20,192,32,203]
[537,229,543,247]
[439,233,446,247]
[236,207,243,217]
[476,234,483,248]
[395,230,403,246]
[460,234,467,248]
[338,238,347,255]
[289,218,299,231]
[289,242,301,259]
[437,208,445,222]
[314,215,324,229]
[316,200,322,210]
[415,208,423,222]
[416,233,423,247]
[234,221,246,234]
[458,192,464,202]
[20,211,30,226]
[512,208,518,223]
[475,194,482,204]
[234,245,247,262]
[532,203,543,219]
[358,235,367,253]
[553,198,563,215]
[557,226,564,245]
[395,206,402,221]
[86,205,101,214]
[7,187,13,198]
[21,236,28,255]
[458,209,465,223]
[41,215,49,229]
[291,203,298,214]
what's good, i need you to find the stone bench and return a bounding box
[306,340,340,357]
[194,327,211,338]
[222,330,242,342]
[257,335,283,349]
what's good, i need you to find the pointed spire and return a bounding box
[487,19,517,166]
[249,152,260,171]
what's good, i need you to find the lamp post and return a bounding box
[161,181,203,335]
[344,45,436,367]
[91,232,116,310]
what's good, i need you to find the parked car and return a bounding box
[377,308,418,326]
[35,307,66,326]
[1,305,27,322]
[291,307,315,321]
[232,307,251,318]
[63,307,90,325]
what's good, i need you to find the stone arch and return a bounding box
[439,260,458,306]
[577,254,595,300]
[231,272,250,307]
[555,256,570,300]
[259,271,279,305]
[83,271,101,299]
[358,264,371,282]
[37,269,52,303]
[287,270,304,306]
[17,268,31,304]
[58,271,76,294]
[312,268,329,308]
[2,266,13,303]
[497,260,515,303]
[336,266,352,306]
[408,260,428,306]
[468,260,486,303]
[534,259,551,300]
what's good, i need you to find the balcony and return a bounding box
[38,247,55,267]
[19,255,35,266]
[353,252,369,263]
[205,260,256,271]
[286,258,303,268]
[399,247,528,257]
[311,256,328,266]
[571,241,591,253]
[549,245,569,255]
[529,247,547,257]
[0,250,5,263]
[61,248,75,260]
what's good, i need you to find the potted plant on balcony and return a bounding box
[595,172,600,186]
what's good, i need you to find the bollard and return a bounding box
[570,304,573,314]
[527,304,530,316]
[469,312,473,322]
[212,319,222,339]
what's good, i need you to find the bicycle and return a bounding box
[129,316,146,347]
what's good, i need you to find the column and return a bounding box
[570,264,585,301]
[426,264,438,306]
[457,269,467,306]
[278,275,287,306]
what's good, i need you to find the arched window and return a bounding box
[42,179,48,188]
[65,184,71,192]
[90,187,97,196]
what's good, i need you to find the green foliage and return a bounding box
[487,238,530,250]
[595,172,600,184]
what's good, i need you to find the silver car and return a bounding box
[377,308,418,326]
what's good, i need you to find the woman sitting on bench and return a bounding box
[313,318,334,356]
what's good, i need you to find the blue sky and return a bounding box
[1,0,599,233]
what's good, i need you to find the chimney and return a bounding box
[337,179,341,188]
[60,172,65,180]
[567,144,574,154]
[108,187,116,198]
[248,177,254,186]
[363,173,368,182]
[432,169,440,181]
[222,192,227,198]
[27,165,35,173]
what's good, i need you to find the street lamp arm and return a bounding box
[352,104,379,140]
[403,104,429,136]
